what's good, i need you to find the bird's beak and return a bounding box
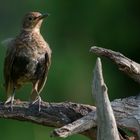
[38,13,50,20]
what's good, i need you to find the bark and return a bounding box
[90,46,140,84]
[0,47,140,139]
[93,58,120,140]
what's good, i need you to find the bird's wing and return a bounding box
[4,39,17,97]
[30,51,51,101]
[37,51,51,93]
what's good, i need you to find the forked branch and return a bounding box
[90,46,140,84]
[0,47,140,139]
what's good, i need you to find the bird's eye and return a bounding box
[28,17,33,20]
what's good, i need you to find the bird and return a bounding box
[3,12,51,111]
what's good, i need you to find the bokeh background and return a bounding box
[0,0,140,140]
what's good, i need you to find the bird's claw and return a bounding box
[31,96,42,112]
[4,96,15,111]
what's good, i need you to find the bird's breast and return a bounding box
[18,31,51,54]
[13,53,46,84]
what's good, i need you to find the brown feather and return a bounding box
[3,12,51,102]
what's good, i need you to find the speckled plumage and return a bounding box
[4,12,51,110]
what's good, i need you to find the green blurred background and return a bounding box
[0,0,140,140]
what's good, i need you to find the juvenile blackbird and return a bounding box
[4,12,51,111]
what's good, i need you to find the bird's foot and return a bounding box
[4,96,15,111]
[31,96,42,112]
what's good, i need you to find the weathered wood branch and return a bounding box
[0,101,96,139]
[93,58,120,140]
[0,101,95,128]
[90,46,140,84]
[52,108,97,139]
[0,47,140,139]
[0,96,140,139]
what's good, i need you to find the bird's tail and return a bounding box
[5,81,14,99]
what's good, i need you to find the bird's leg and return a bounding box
[31,93,42,112]
[10,88,16,111]
[5,97,12,104]
[5,87,16,111]
[31,81,42,111]
[32,95,42,112]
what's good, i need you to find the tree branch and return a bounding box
[0,96,140,139]
[90,46,140,84]
[1,47,140,139]
[52,109,97,139]
[93,58,120,140]
[0,101,96,139]
[0,101,95,127]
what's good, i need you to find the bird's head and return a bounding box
[22,12,49,32]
